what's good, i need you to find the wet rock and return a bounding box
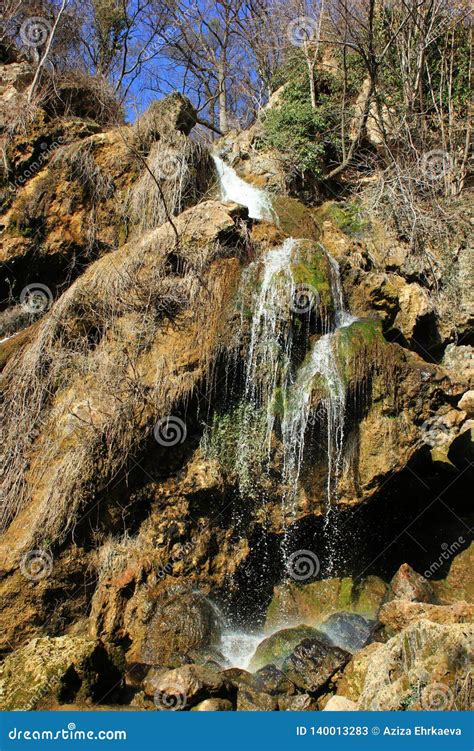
[433,543,473,604]
[149,664,233,710]
[249,625,328,671]
[236,685,278,711]
[335,643,383,703]
[0,636,124,710]
[253,665,297,696]
[323,696,357,711]
[318,612,375,653]
[358,620,474,710]
[192,698,233,711]
[265,577,389,632]
[282,638,351,694]
[278,693,319,710]
[124,587,222,668]
[379,600,473,634]
[388,563,435,603]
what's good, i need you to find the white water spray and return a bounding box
[212,154,275,222]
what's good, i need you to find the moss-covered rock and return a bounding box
[0,636,124,710]
[249,625,325,671]
[265,576,389,632]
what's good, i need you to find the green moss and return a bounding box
[289,241,332,310]
[335,318,385,385]
[271,195,320,241]
[249,625,323,671]
[317,201,370,238]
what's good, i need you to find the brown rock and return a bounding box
[278,694,319,710]
[323,695,357,710]
[458,390,474,417]
[388,563,435,603]
[150,664,232,710]
[379,599,474,634]
[282,638,351,694]
[192,698,233,711]
[336,643,383,702]
[358,620,473,710]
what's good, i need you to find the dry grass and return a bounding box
[0,202,243,549]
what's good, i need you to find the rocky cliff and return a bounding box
[0,57,472,712]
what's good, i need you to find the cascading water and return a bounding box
[211,154,275,222]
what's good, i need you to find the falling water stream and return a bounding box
[211,156,357,664]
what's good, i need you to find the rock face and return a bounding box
[265,577,389,632]
[281,638,351,693]
[387,563,435,604]
[358,620,473,710]
[0,636,123,710]
[0,52,472,715]
[379,599,474,634]
[318,613,375,653]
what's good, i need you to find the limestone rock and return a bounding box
[336,643,383,702]
[281,638,351,694]
[192,698,233,711]
[388,563,435,603]
[358,620,473,710]
[236,685,278,711]
[265,577,388,632]
[323,695,357,711]
[127,587,223,667]
[458,390,474,416]
[0,636,123,710]
[249,625,327,671]
[379,600,473,634]
[434,543,474,604]
[278,693,319,710]
[318,612,375,653]
[150,664,233,710]
[253,665,297,696]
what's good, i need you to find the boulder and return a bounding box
[265,577,388,632]
[253,665,296,696]
[192,698,233,711]
[318,612,375,653]
[236,685,278,711]
[433,543,474,604]
[458,390,474,416]
[249,626,328,671]
[388,563,435,603]
[336,643,383,702]
[323,696,357,711]
[281,638,351,694]
[379,599,474,634]
[279,694,319,710]
[358,620,473,710]
[149,664,233,710]
[0,636,123,710]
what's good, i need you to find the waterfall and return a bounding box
[212,154,275,222]
[243,238,297,453]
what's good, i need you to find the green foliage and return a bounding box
[317,201,370,238]
[261,51,363,179]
